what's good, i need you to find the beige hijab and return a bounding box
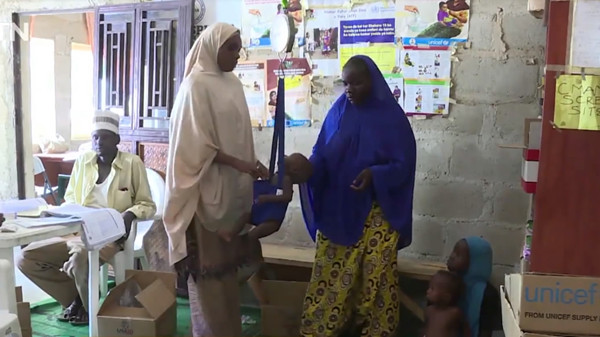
[184,23,239,75]
[164,23,256,265]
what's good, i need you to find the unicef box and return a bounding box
[504,273,600,336]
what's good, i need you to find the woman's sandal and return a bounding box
[57,303,79,322]
[69,306,89,326]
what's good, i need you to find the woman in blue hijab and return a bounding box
[299,55,416,337]
[447,237,502,337]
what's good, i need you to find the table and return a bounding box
[0,219,101,336]
[261,243,446,321]
[34,152,77,187]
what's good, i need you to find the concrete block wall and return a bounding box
[0,0,546,283]
[252,0,546,284]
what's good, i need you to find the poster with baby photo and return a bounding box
[233,62,268,127]
[396,0,470,47]
[265,58,312,127]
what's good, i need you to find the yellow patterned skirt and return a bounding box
[301,205,400,337]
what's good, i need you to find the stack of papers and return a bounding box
[6,202,125,251]
[43,204,126,250]
[0,198,47,214]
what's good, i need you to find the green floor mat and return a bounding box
[30,297,261,337]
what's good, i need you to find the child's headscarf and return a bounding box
[461,236,493,337]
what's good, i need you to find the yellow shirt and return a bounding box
[64,151,156,220]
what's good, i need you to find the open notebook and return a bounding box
[10,202,125,251]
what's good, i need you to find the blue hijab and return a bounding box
[461,237,493,337]
[299,55,416,248]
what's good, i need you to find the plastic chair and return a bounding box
[32,156,57,204]
[99,168,164,296]
[56,174,71,205]
[0,260,22,337]
[134,168,165,270]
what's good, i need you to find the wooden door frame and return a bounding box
[13,12,25,199]
[13,8,95,199]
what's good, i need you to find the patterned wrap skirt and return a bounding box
[301,204,401,337]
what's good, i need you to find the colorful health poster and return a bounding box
[306,0,396,76]
[404,80,450,115]
[305,7,341,76]
[400,48,451,80]
[233,62,268,127]
[242,0,305,49]
[266,58,312,127]
[554,75,600,131]
[400,46,451,115]
[396,0,470,47]
[339,44,397,74]
[384,73,405,107]
[338,18,397,74]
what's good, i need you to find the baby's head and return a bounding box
[284,153,312,184]
[439,2,448,11]
[427,270,463,306]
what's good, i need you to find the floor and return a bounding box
[14,246,504,337]
[29,297,261,337]
[14,246,52,304]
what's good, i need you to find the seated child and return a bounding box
[220,153,313,304]
[437,2,459,27]
[424,270,470,337]
[447,237,502,337]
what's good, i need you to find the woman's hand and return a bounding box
[233,159,263,179]
[351,168,373,191]
[248,9,261,17]
[256,161,270,180]
[404,5,419,13]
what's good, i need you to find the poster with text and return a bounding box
[233,62,268,127]
[384,73,405,107]
[266,58,312,127]
[339,17,397,74]
[553,74,600,131]
[404,81,450,114]
[400,48,451,79]
[396,0,470,47]
[242,0,306,49]
[306,0,396,76]
[400,46,451,114]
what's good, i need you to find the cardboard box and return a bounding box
[97,270,177,337]
[505,273,600,335]
[501,285,558,337]
[261,280,308,337]
[14,287,31,337]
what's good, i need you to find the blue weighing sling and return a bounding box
[251,77,289,224]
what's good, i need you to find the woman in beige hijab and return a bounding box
[164,22,266,336]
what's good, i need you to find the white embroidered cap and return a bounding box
[92,110,120,135]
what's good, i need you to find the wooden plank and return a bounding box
[398,288,424,321]
[261,243,445,280]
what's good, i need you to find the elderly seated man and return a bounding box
[18,110,156,325]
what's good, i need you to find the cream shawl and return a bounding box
[164,23,255,265]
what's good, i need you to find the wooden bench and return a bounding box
[261,243,446,321]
